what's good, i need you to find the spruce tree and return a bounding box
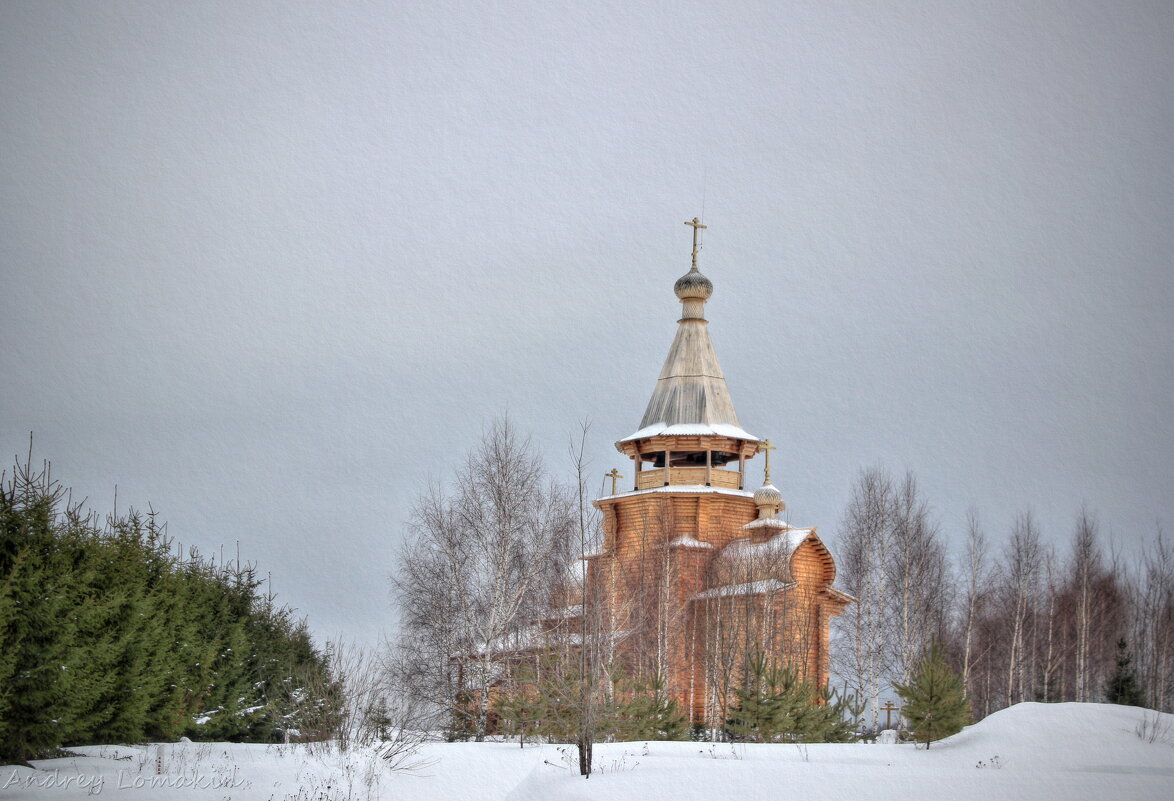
[1104,638,1144,706]
[0,547,28,748]
[894,643,971,749]
[66,533,127,744]
[0,479,89,760]
[0,456,335,759]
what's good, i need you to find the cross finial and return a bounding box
[605,468,624,495]
[760,439,777,484]
[684,217,707,270]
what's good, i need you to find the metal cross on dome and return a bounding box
[684,216,707,269]
[761,439,777,484]
[605,468,624,495]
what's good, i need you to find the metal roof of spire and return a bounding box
[621,218,757,443]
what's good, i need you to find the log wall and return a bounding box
[590,485,850,728]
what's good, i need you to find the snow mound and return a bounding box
[936,702,1174,770]
[505,703,1174,801]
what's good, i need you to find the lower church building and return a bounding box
[585,218,852,726]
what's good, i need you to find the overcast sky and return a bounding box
[3,1,1172,648]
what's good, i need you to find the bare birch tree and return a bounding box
[1001,511,1043,706]
[834,467,949,729]
[886,471,950,685]
[959,509,990,698]
[1130,528,1174,712]
[1069,508,1100,702]
[568,422,604,776]
[834,467,893,731]
[393,418,575,740]
[1038,547,1063,701]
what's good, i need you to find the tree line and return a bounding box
[0,454,339,763]
[393,423,1171,768]
[833,466,1173,728]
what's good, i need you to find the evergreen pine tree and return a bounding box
[1104,638,1144,706]
[727,650,855,743]
[66,532,129,744]
[727,650,785,742]
[0,455,337,758]
[137,512,193,740]
[531,652,581,743]
[0,547,29,747]
[0,473,89,760]
[819,686,863,743]
[608,672,687,741]
[192,570,257,741]
[495,659,544,747]
[894,643,971,749]
[495,687,536,746]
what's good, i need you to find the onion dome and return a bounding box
[754,482,782,509]
[674,265,713,301]
[752,479,785,522]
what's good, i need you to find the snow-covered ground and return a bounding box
[3,703,1171,801]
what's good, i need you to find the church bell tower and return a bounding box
[586,217,851,725]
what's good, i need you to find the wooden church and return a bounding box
[584,218,852,726]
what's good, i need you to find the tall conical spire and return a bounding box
[625,218,752,440]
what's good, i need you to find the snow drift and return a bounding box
[3,703,1170,801]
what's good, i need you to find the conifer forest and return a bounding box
[0,455,338,762]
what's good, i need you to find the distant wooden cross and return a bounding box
[881,700,900,730]
[760,439,777,483]
[684,216,707,269]
[605,468,624,495]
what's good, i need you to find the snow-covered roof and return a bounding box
[691,578,794,600]
[711,528,814,586]
[825,586,857,604]
[539,604,584,621]
[619,422,759,443]
[741,517,791,531]
[465,625,580,657]
[667,535,715,549]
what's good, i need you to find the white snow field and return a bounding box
[3,703,1171,801]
